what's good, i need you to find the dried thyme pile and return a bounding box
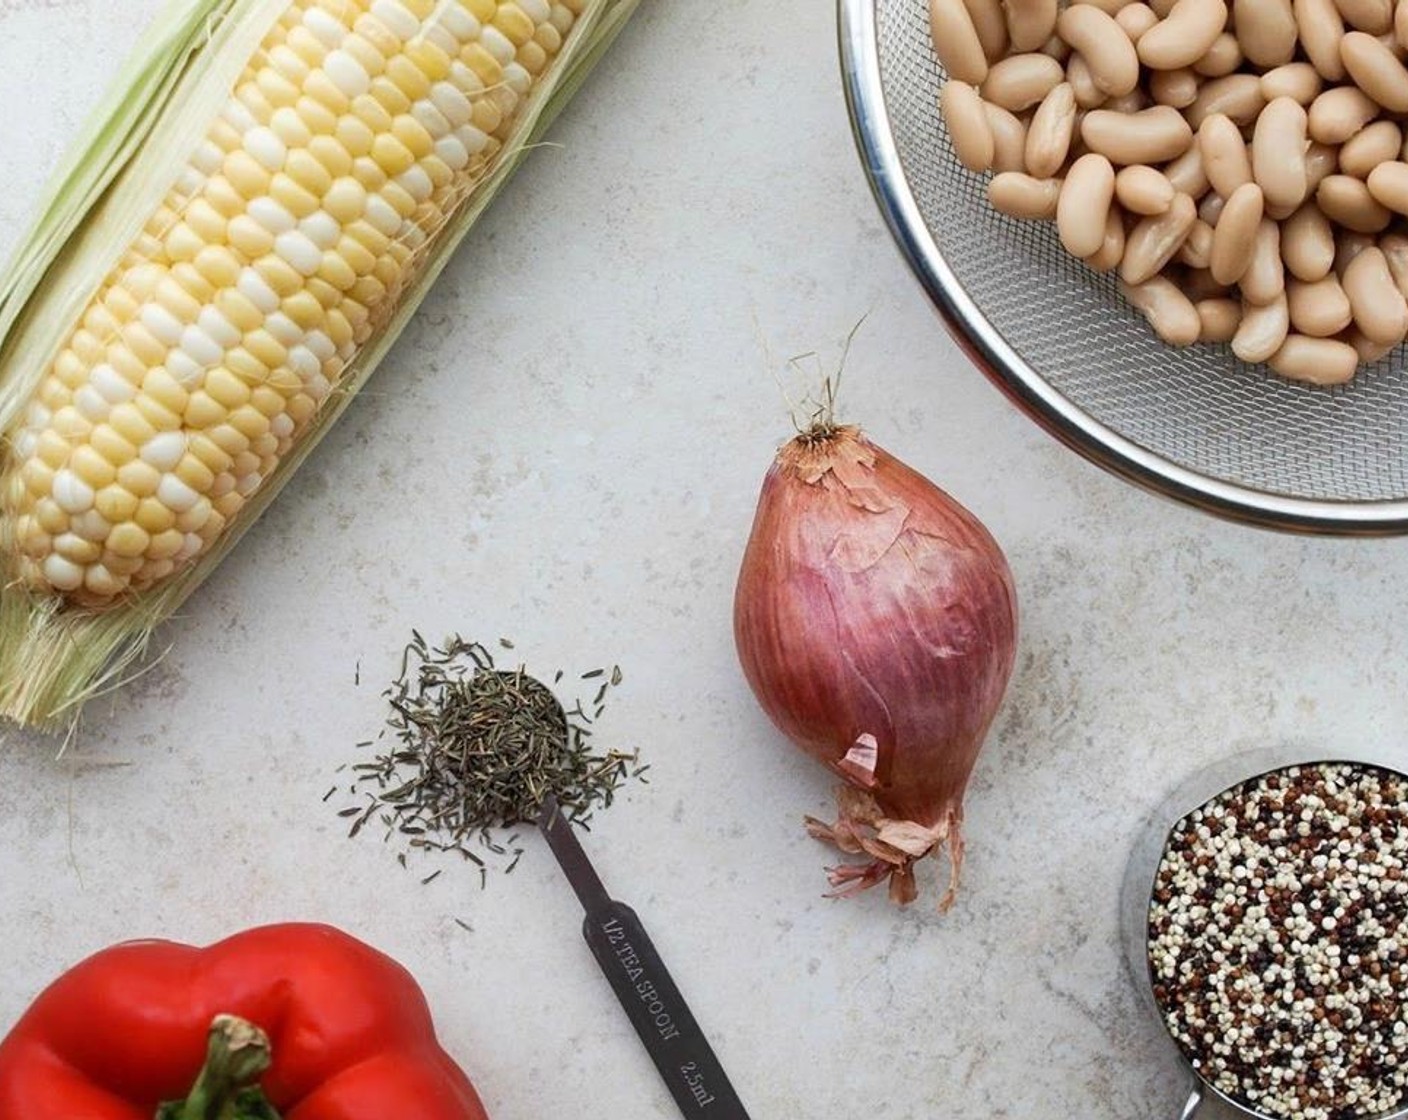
[338,635,645,882]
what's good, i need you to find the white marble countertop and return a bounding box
[0,2,1403,1118]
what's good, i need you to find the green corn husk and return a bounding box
[0,0,642,731]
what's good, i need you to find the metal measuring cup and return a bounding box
[1120,747,1408,1120]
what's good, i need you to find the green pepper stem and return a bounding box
[155,1016,282,1120]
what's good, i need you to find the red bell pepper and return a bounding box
[0,923,488,1120]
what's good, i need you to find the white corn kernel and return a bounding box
[265,312,304,346]
[141,433,187,471]
[245,127,288,171]
[222,101,260,134]
[325,49,372,97]
[167,349,205,386]
[42,554,83,591]
[435,136,470,170]
[412,102,452,138]
[371,0,419,40]
[91,364,137,404]
[287,345,320,378]
[249,196,297,234]
[423,25,459,57]
[198,307,242,349]
[74,386,111,423]
[140,304,185,346]
[397,166,433,203]
[192,141,225,174]
[275,230,323,276]
[180,325,224,367]
[52,470,95,514]
[364,195,404,235]
[304,8,347,47]
[157,473,200,514]
[237,472,263,496]
[455,124,490,154]
[503,62,532,95]
[480,26,516,64]
[305,330,336,361]
[238,268,281,313]
[439,6,480,40]
[271,413,295,439]
[518,0,551,20]
[431,82,473,126]
[299,211,341,249]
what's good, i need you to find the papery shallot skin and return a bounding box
[733,425,1017,903]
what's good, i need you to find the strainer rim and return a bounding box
[838,0,1408,535]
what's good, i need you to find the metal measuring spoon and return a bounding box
[510,673,752,1119]
[1121,747,1408,1120]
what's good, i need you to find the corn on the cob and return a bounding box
[0,0,639,727]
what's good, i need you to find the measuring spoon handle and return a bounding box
[1179,1083,1205,1119]
[582,899,752,1120]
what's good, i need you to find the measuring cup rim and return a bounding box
[1122,745,1408,1120]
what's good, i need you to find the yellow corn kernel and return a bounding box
[244,330,289,369]
[34,498,67,536]
[257,68,301,109]
[188,434,234,474]
[495,4,537,46]
[518,40,548,74]
[225,151,273,197]
[95,484,140,524]
[108,403,158,447]
[206,368,253,410]
[236,82,276,123]
[250,386,288,418]
[369,76,412,117]
[36,431,71,470]
[71,330,106,365]
[254,257,305,297]
[106,522,151,559]
[308,133,353,178]
[147,528,186,560]
[230,215,277,258]
[141,370,191,415]
[194,246,243,290]
[185,392,229,429]
[175,455,216,493]
[318,252,358,291]
[406,39,452,81]
[270,173,321,218]
[269,105,314,150]
[121,323,167,367]
[90,425,137,466]
[229,405,271,441]
[70,446,118,490]
[286,26,329,68]
[385,55,431,101]
[462,43,503,86]
[207,424,250,458]
[164,223,205,263]
[51,407,93,443]
[344,34,388,77]
[283,290,329,328]
[304,70,353,115]
[286,150,333,197]
[134,394,182,432]
[117,460,162,499]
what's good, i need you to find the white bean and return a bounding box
[1366,160,1408,213]
[1282,202,1336,280]
[1082,105,1195,162]
[1150,68,1202,105]
[1308,85,1379,143]
[1120,191,1198,281]
[1199,113,1254,197]
[1192,32,1244,75]
[1059,153,1118,256]
[1116,164,1179,212]
[1197,297,1243,339]
[982,52,1067,109]
[1026,82,1078,175]
[931,0,991,83]
[1269,334,1360,381]
[985,103,1030,171]
[1242,217,1286,303]
[1086,204,1129,270]
[1317,174,1394,230]
[1339,119,1403,176]
[1237,0,1300,66]
[1287,274,1354,334]
[1122,275,1202,343]
[942,80,997,171]
[1341,30,1408,110]
[1259,62,1324,104]
[1186,74,1267,127]
[1252,97,1310,215]
[1333,0,1393,33]
[1139,0,1230,68]
[1295,0,1349,79]
[963,0,1012,59]
[1005,0,1060,50]
[1058,6,1142,94]
[1342,245,1408,341]
[989,171,1064,217]
[1232,293,1291,360]
[1210,182,1266,283]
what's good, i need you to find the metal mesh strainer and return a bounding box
[838,0,1408,533]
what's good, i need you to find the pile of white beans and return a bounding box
[931,0,1408,384]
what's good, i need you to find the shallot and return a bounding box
[733,420,1018,909]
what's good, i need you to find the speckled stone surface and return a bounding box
[0,3,1402,1118]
